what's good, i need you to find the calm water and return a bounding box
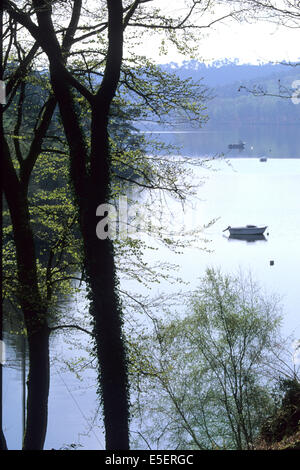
[3,156,300,449]
[144,124,300,158]
[139,157,300,337]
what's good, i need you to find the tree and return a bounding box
[2,0,240,449]
[131,268,285,450]
[2,69,56,448]
[2,51,82,449]
[0,3,8,451]
[232,0,300,27]
[256,377,300,450]
[1,55,211,452]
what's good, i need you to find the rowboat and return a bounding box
[223,225,267,235]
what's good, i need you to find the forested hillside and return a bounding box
[160,61,300,127]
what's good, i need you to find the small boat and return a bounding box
[228,141,245,150]
[223,225,267,235]
[259,156,267,162]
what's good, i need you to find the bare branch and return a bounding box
[50,324,94,336]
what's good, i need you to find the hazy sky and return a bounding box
[134,1,300,65]
[192,21,300,64]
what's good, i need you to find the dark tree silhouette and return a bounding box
[3,0,236,449]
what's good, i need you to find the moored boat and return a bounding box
[223,225,267,235]
[228,141,245,150]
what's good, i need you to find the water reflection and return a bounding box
[227,234,267,242]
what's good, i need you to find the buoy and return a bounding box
[270,260,274,266]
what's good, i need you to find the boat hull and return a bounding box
[228,143,245,150]
[228,226,267,235]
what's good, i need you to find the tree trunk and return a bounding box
[0,3,8,450]
[86,239,130,449]
[2,150,50,449]
[12,214,50,450]
[23,0,129,448]
[14,213,50,451]
[81,107,130,449]
[22,322,50,450]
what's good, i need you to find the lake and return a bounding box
[141,124,300,158]
[3,154,300,449]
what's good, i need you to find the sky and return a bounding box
[133,1,300,65]
[191,21,300,64]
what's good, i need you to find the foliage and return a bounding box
[130,268,284,450]
[2,73,82,320]
[256,378,300,449]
